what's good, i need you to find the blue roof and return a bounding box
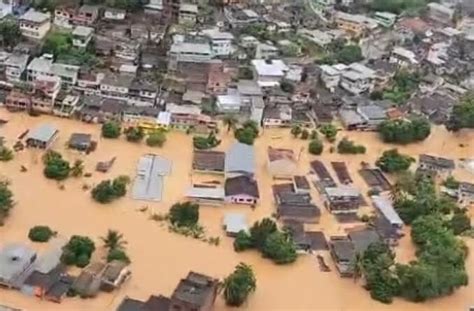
[225,143,255,175]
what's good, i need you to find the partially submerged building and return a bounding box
[25,124,59,149]
[224,175,259,205]
[0,243,37,289]
[132,154,172,202]
[225,142,255,178]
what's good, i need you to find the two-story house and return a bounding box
[340,63,375,95]
[100,73,134,99]
[72,26,94,48]
[20,9,51,40]
[202,28,234,57]
[5,53,29,82]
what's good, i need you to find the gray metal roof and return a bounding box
[223,213,248,234]
[348,229,380,253]
[186,187,225,200]
[371,195,403,226]
[339,109,365,127]
[34,239,66,274]
[0,243,36,284]
[325,185,360,198]
[358,104,386,121]
[26,124,58,143]
[132,154,171,202]
[225,142,255,175]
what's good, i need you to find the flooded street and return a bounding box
[0,110,472,311]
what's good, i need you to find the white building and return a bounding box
[0,0,14,19]
[104,8,126,20]
[252,59,288,87]
[202,28,234,57]
[179,3,198,25]
[240,35,259,48]
[100,73,134,99]
[52,63,80,87]
[216,94,241,113]
[320,64,347,92]
[297,28,345,47]
[72,26,93,48]
[340,63,375,95]
[255,42,279,59]
[27,55,53,81]
[374,12,397,28]
[389,46,418,67]
[168,41,213,69]
[20,9,51,40]
[5,53,29,82]
[427,2,455,24]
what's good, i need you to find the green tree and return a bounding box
[308,139,323,155]
[447,92,474,131]
[0,146,14,161]
[280,79,295,94]
[233,230,254,252]
[238,67,254,80]
[261,231,297,264]
[101,229,127,251]
[335,45,363,64]
[193,132,220,150]
[43,151,70,181]
[169,201,199,227]
[319,124,337,142]
[28,225,55,242]
[91,176,129,204]
[61,235,95,268]
[337,138,366,154]
[448,210,471,235]
[101,121,122,139]
[235,121,259,145]
[124,126,145,142]
[0,181,14,224]
[146,130,166,147]
[223,263,257,306]
[0,20,21,49]
[376,149,414,173]
[290,125,302,138]
[107,248,131,263]
[300,129,309,140]
[249,218,277,249]
[71,159,84,177]
[443,176,460,190]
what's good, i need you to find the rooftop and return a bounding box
[223,213,248,234]
[171,272,218,308]
[20,9,50,23]
[26,124,58,143]
[72,26,93,37]
[252,59,288,77]
[0,243,36,284]
[225,142,255,175]
[225,175,259,198]
[371,195,403,226]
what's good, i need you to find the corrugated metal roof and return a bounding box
[26,124,58,143]
[132,154,171,202]
[186,187,225,199]
[225,143,255,175]
[372,195,403,226]
[223,213,247,234]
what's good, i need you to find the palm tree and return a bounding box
[70,159,84,177]
[223,114,238,132]
[223,263,256,306]
[101,229,127,251]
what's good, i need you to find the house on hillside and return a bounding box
[267,147,297,178]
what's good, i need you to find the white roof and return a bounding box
[243,9,258,18]
[166,103,201,115]
[320,64,341,76]
[26,124,58,142]
[325,185,360,197]
[372,195,403,226]
[157,111,171,125]
[186,187,225,199]
[375,11,397,19]
[72,26,93,37]
[217,94,241,107]
[27,57,53,73]
[21,9,50,23]
[51,63,80,79]
[392,46,418,64]
[170,42,212,55]
[252,59,288,77]
[202,28,234,40]
[179,3,198,13]
[223,213,248,234]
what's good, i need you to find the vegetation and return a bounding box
[169,201,199,228]
[146,130,167,147]
[337,138,366,154]
[291,125,302,138]
[280,79,295,94]
[101,229,130,264]
[443,176,460,190]
[61,236,95,268]
[319,124,338,142]
[124,127,145,143]
[0,20,22,49]
[193,132,221,150]
[0,181,14,225]
[28,225,55,242]
[42,151,70,181]
[0,146,14,161]
[233,218,297,265]
[319,42,363,65]
[42,31,97,66]
[378,118,431,144]
[360,174,469,303]
[235,121,259,145]
[101,121,122,139]
[308,139,323,155]
[71,160,84,178]
[238,66,254,80]
[223,114,238,132]
[370,0,427,14]
[383,70,421,105]
[300,129,309,140]
[91,176,130,204]
[223,263,257,306]
[446,92,474,132]
[376,149,414,173]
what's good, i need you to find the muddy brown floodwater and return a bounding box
[0,110,472,311]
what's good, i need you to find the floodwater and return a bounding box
[0,110,472,311]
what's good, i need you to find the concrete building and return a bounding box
[255,42,279,59]
[202,28,234,57]
[26,124,59,148]
[72,26,93,48]
[427,2,455,24]
[340,63,375,95]
[389,46,418,67]
[104,8,126,20]
[169,41,213,70]
[216,94,241,113]
[251,59,288,87]
[5,53,29,82]
[319,64,347,92]
[374,11,397,28]
[20,9,51,40]
[0,244,37,289]
[334,11,378,37]
[179,3,198,25]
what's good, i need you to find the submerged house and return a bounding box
[267,147,298,178]
[225,143,255,178]
[100,260,131,292]
[223,213,248,237]
[185,186,225,206]
[225,175,259,205]
[418,154,455,175]
[72,262,106,298]
[323,185,361,214]
[192,150,225,174]
[170,272,219,311]
[0,243,37,289]
[371,195,403,245]
[25,124,59,149]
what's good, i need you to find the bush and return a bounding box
[261,231,297,264]
[193,132,220,150]
[169,201,199,227]
[337,138,366,154]
[378,118,430,144]
[43,151,70,180]
[0,146,14,161]
[61,236,95,268]
[319,124,337,142]
[124,127,145,142]
[376,149,414,173]
[223,263,256,306]
[146,130,166,147]
[101,121,121,139]
[233,230,254,252]
[0,181,14,225]
[290,125,301,138]
[308,139,323,155]
[28,225,55,242]
[280,79,295,94]
[91,176,130,204]
[235,121,259,145]
[107,248,131,264]
[300,129,309,140]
